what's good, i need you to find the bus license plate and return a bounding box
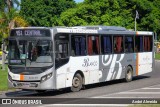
[16,82,30,87]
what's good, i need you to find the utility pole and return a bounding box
[1,39,6,70]
[1,43,5,70]
[135,10,139,31]
[135,18,137,31]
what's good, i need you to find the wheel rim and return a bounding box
[127,70,132,80]
[73,77,80,88]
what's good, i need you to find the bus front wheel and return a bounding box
[71,73,83,92]
[125,66,133,82]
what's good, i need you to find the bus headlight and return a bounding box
[41,72,52,83]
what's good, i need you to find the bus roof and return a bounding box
[56,26,153,35]
[12,26,153,35]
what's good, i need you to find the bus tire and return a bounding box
[71,73,83,92]
[125,66,133,82]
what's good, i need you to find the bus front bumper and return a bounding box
[8,76,55,90]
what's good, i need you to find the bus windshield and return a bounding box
[9,40,53,67]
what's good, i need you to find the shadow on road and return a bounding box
[5,75,150,97]
[82,75,150,90]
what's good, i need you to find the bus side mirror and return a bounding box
[2,50,7,54]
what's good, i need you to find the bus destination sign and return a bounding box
[10,29,50,37]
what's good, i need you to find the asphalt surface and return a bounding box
[0,60,160,106]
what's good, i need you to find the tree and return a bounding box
[59,0,135,29]
[20,0,76,27]
[6,0,20,12]
[0,0,5,12]
[0,0,20,12]
[0,9,28,39]
[0,0,27,70]
[58,0,160,37]
[129,0,160,38]
[0,0,28,40]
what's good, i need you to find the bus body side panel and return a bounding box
[55,52,153,89]
[56,53,143,89]
[99,53,136,82]
[137,52,153,75]
[56,63,71,89]
[56,56,100,89]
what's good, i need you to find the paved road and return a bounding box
[0,60,160,106]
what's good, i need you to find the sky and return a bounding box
[75,0,84,3]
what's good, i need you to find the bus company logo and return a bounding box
[102,54,125,67]
[70,29,98,34]
[101,54,125,80]
[82,58,98,67]
[2,99,11,104]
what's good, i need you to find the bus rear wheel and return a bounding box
[125,66,133,82]
[71,73,83,92]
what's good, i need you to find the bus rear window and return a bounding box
[144,36,152,52]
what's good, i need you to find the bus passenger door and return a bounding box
[55,38,70,89]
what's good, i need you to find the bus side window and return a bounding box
[125,36,134,53]
[135,36,143,52]
[114,36,123,53]
[144,36,152,52]
[56,43,68,59]
[87,36,100,55]
[71,36,86,56]
[101,36,112,54]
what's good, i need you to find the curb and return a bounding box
[155,60,160,62]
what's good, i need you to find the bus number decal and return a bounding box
[16,30,23,36]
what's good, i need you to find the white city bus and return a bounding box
[7,26,154,92]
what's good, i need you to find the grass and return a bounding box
[129,104,160,107]
[155,53,160,60]
[0,65,8,91]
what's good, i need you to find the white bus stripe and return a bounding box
[93,84,160,98]
[94,96,156,98]
[119,92,160,94]
[142,88,160,90]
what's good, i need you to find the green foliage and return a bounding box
[59,0,135,29]
[155,53,160,60]
[0,0,20,12]
[0,0,5,11]
[20,0,76,27]
[19,0,160,39]
[0,66,8,91]
[58,0,160,37]
[0,0,28,40]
